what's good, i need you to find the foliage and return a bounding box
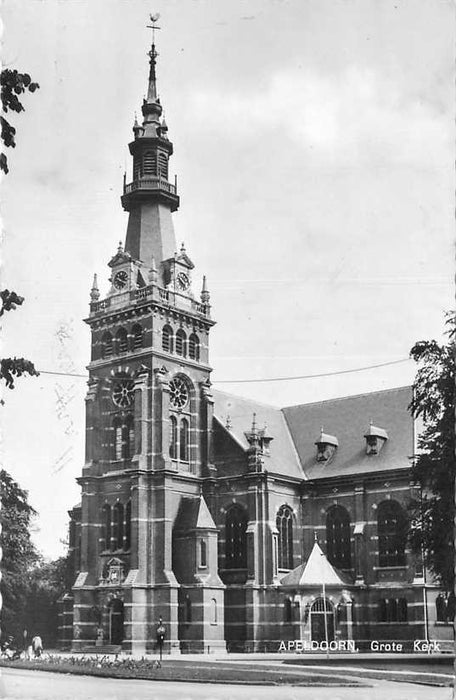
[0,69,40,395]
[1,469,39,640]
[408,312,455,591]
[24,556,73,646]
[1,68,39,174]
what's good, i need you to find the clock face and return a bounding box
[177,271,190,291]
[113,270,128,290]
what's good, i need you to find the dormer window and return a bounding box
[315,430,338,462]
[364,423,388,455]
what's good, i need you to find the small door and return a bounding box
[109,599,124,645]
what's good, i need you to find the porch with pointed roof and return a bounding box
[280,541,352,587]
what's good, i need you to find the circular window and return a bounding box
[112,379,135,407]
[169,377,189,409]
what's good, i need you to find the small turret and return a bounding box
[201,276,210,305]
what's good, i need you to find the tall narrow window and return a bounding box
[122,414,134,459]
[211,598,217,625]
[436,594,446,622]
[378,501,407,567]
[179,417,189,461]
[326,505,351,569]
[102,504,111,551]
[225,505,248,569]
[276,505,293,570]
[169,415,178,459]
[162,325,173,353]
[133,156,141,181]
[200,540,207,567]
[188,333,200,361]
[112,502,124,550]
[116,328,128,354]
[114,418,122,460]
[101,332,113,359]
[143,150,157,175]
[398,598,408,622]
[132,324,143,350]
[378,599,388,622]
[158,153,168,179]
[125,501,131,550]
[175,329,187,357]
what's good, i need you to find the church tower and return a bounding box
[70,24,225,655]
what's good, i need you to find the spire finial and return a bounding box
[314,530,318,542]
[201,275,210,304]
[225,414,232,430]
[146,14,161,103]
[117,241,123,254]
[251,412,257,434]
[90,273,100,302]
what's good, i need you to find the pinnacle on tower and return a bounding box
[201,276,210,304]
[90,273,100,302]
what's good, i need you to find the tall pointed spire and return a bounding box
[147,43,159,104]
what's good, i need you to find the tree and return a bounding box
[408,312,455,591]
[1,70,40,395]
[0,469,39,640]
[24,555,73,646]
[1,68,39,174]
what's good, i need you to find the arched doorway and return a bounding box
[109,598,124,645]
[310,598,334,643]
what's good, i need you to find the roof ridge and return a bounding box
[211,387,281,411]
[281,384,411,411]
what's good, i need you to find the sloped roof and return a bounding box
[281,542,350,587]
[174,496,217,532]
[282,386,413,479]
[212,388,303,479]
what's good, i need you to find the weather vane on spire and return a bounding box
[147,12,161,44]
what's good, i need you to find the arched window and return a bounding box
[162,325,173,353]
[388,598,398,622]
[102,504,111,551]
[175,329,187,357]
[158,152,168,179]
[179,418,189,461]
[211,598,217,625]
[113,502,124,550]
[132,324,143,350]
[169,415,178,459]
[122,414,134,459]
[326,505,351,569]
[276,505,293,570]
[101,332,113,359]
[113,417,122,460]
[284,597,293,623]
[377,500,407,567]
[200,540,207,567]
[188,333,200,361]
[225,505,248,569]
[143,150,157,175]
[125,501,131,550]
[116,328,128,354]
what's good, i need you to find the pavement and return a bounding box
[0,667,454,700]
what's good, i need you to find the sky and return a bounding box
[1,0,454,558]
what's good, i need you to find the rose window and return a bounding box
[112,379,135,408]
[169,377,189,409]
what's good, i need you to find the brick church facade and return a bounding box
[59,31,453,654]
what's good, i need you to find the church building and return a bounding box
[59,30,452,655]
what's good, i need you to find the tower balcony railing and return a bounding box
[90,283,210,318]
[123,176,177,196]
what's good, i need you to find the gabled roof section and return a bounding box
[282,386,413,479]
[174,496,217,533]
[281,542,350,587]
[212,389,304,479]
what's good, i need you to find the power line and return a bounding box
[37,357,411,384]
